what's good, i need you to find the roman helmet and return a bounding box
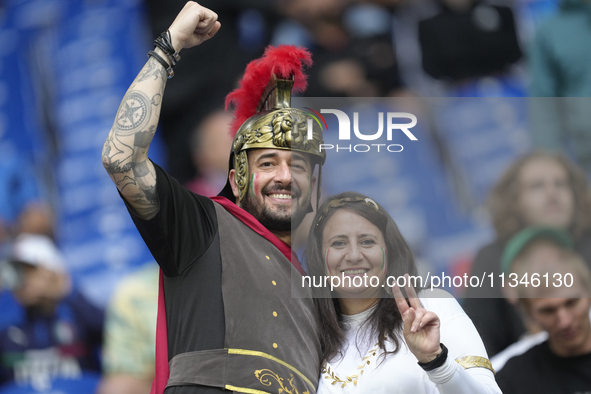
[220,45,326,210]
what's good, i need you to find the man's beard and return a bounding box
[241,185,309,232]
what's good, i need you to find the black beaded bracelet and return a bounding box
[147,50,174,79]
[417,343,448,371]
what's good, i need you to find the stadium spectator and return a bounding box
[463,151,591,357]
[274,0,404,97]
[97,264,158,394]
[184,110,234,197]
[496,228,591,393]
[0,152,53,243]
[491,227,571,372]
[0,234,103,392]
[529,0,591,172]
[418,0,522,83]
[529,0,591,98]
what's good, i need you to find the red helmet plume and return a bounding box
[224,45,313,136]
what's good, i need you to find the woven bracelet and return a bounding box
[147,50,174,79]
[155,30,180,63]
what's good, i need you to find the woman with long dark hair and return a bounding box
[306,192,501,393]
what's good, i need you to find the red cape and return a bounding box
[150,196,305,394]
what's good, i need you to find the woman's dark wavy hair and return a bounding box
[489,151,591,241]
[305,191,419,364]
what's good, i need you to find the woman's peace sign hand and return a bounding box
[392,274,442,363]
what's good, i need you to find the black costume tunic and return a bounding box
[125,163,321,393]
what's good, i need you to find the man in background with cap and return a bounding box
[101,2,325,394]
[0,234,104,392]
[495,227,591,393]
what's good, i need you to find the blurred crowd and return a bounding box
[1,0,591,392]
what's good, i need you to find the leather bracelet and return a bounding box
[417,343,448,371]
[147,50,174,79]
[154,39,176,67]
[164,30,181,61]
[155,30,180,63]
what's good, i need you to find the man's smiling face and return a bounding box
[234,148,315,232]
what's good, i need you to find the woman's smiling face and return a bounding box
[322,209,388,297]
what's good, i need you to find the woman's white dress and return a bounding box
[317,290,502,394]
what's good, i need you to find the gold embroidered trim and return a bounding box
[255,368,310,394]
[227,348,315,389]
[225,384,270,393]
[320,342,380,388]
[455,356,495,374]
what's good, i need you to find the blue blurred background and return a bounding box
[0,0,569,313]
[0,0,587,390]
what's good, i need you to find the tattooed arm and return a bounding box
[102,2,220,219]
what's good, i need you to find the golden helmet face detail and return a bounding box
[231,79,325,202]
[221,46,325,204]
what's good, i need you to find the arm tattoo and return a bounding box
[132,160,150,178]
[129,190,159,218]
[114,91,151,135]
[102,134,134,174]
[103,55,165,219]
[116,175,137,191]
[134,126,156,148]
[151,93,162,106]
[103,131,159,218]
[137,57,167,83]
[135,161,159,217]
[129,161,159,218]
